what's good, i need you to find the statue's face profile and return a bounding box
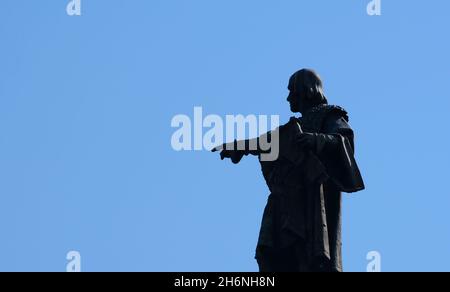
[287,69,309,113]
[286,90,305,113]
[286,69,326,114]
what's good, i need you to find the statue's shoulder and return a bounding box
[278,117,298,132]
[301,104,349,132]
[313,104,349,122]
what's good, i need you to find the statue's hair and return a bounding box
[289,69,328,105]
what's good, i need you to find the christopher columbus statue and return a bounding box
[213,69,365,272]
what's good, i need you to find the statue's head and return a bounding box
[287,69,328,114]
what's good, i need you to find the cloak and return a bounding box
[256,104,365,272]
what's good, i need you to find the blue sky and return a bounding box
[0,0,449,272]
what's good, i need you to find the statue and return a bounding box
[212,69,365,272]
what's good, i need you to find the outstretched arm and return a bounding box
[211,137,264,164]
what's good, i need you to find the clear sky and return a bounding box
[1,0,449,272]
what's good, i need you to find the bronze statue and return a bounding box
[213,69,365,272]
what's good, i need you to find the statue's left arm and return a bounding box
[301,111,365,193]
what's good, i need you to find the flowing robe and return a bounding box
[255,104,365,272]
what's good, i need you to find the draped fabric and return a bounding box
[255,104,365,272]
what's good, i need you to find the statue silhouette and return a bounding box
[213,69,365,272]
